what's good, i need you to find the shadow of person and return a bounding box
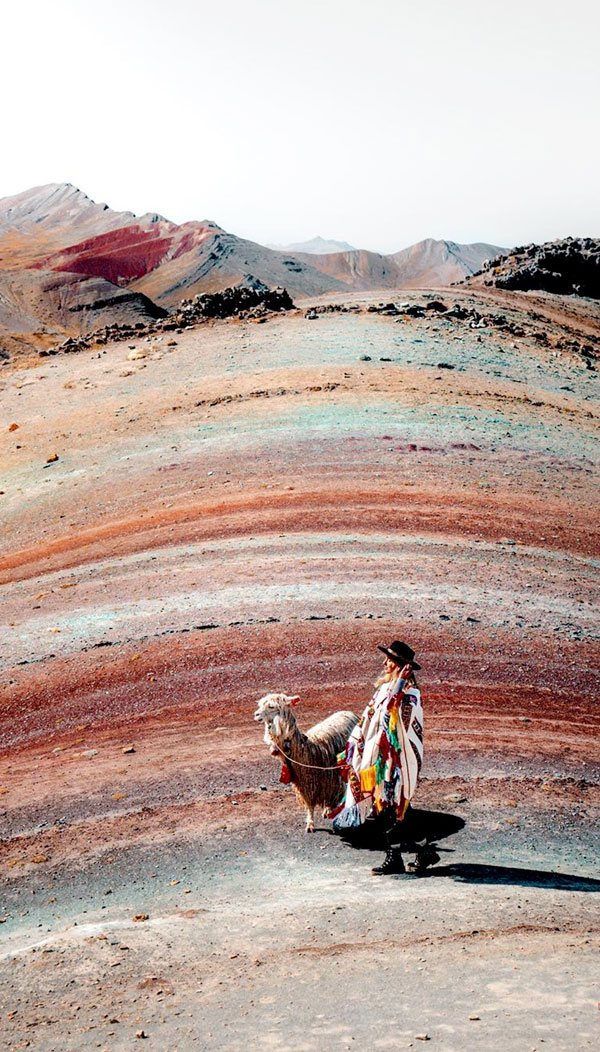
[334,807,465,853]
[420,863,600,892]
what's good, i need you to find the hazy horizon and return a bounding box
[2,0,599,254]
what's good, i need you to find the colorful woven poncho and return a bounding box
[331,672,424,831]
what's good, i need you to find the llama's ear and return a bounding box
[289,695,301,706]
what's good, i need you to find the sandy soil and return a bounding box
[0,288,599,1050]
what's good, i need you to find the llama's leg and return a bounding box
[305,806,315,833]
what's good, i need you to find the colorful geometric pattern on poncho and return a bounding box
[331,676,424,831]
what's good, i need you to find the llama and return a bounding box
[254,692,358,832]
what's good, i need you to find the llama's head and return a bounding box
[254,692,300,748]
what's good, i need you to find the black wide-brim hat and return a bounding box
[377,640,421,670]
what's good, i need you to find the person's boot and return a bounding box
[407,845,440,874]
[371,847,405,875]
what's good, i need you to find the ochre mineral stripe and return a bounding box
[1,487,597,584]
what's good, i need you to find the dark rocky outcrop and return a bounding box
[468,237,600,299]
[179,280,294,321]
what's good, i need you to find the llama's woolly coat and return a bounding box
[282,708,359,809]
[254,693,359,829]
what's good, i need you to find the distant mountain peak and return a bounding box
[269,235,356,255]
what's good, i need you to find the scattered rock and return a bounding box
[132,913,149,923]
[8,423,19,432]
[313,303,362,314]
[443,304,470,320]
[45,453,59,464]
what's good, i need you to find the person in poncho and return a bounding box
[331,640,439,875]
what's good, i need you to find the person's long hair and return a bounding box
[375,661,417,688]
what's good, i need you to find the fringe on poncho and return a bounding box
[330,674,424,831]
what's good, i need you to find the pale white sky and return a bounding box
[2,0,598,253]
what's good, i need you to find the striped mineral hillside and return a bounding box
[0,286,599,1049]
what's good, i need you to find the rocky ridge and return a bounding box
[466,236,600,298]
[40,280,296,356]
[39,287,600,375]
[0,183,505,362]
